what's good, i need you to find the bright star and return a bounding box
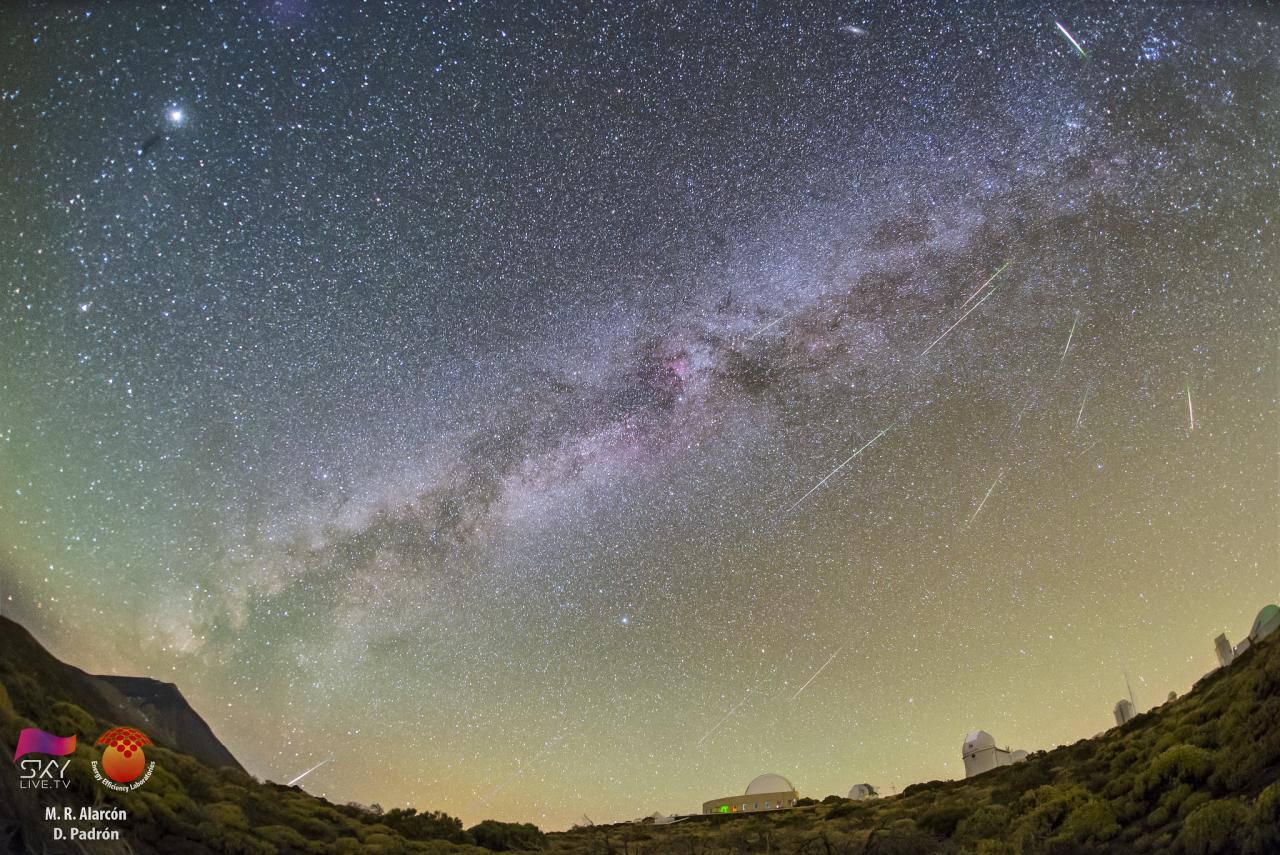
[167,108,185,125]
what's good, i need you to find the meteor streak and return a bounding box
[784,426,891,513]
[790,646,843,701]
[1055,21,1088,59]
[1076,387,1089,428]
[1058,311,1080,371]
[920,262,1013,358]
[746,312,792,340]
[696,686,756,746]
[287,755,334,786]
[967,470,1004,527]
[1186,382,1195,431]
[957,260,1013,313]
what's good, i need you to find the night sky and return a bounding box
[1,0,1277,830]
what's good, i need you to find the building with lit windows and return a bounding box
[702,773,799,815]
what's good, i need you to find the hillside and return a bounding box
[546,632,1280,855]
[0,615,1277,854]
[0,616,529,855]
[0,616,241,772]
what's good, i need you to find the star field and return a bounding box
[1,1,1277,829]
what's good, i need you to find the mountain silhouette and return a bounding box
[0,615,241,772]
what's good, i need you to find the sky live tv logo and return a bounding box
[13,728,77,790]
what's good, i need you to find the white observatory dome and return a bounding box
[745,773,794,795]
[963,730,996,754]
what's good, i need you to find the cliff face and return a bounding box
[0,613,484,855]
[0,616,243,772]
[94,675,242,772]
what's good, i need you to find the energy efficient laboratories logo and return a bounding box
[92,727,155,791]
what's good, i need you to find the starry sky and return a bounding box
[1,0,1277,830]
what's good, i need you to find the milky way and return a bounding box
[1,1,1276,828]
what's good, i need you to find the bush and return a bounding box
[256,824,309,849]
[825,801,862,820]
[1054,798,1119,844]
[916,804,969,838]
[864,820,940,855]
[1179,799,1248,855]
[1136,744,1215,799]
[1179,791,1213,821]
[1243,782,1280,855]
[206,802,252,829]
[954,804,1011,845]
[48,701,95,737]
[973,841,1017,855]
[382,807,469,843]
[902,780,949,798]
[466,820,548,851]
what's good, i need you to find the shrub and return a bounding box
[206,802,252,829]
[466,820,548,851]
[1179,799,1248,855]
[1136,744,1214,799]
[901,780,949,798]
[1158,783,1194,814]
[1178,791,1212,820]
[973,841,1017,855]
[383,807,469,843]
[916,804,969,838]
[1053,798,1119,844]
[256,824,309,849]
[864,820,940,855]
[1243,782,1280,855]
[954,804,1010,845]
[825,801,862,820]
[1011,785,1095,848]
[195,821,278,855]
[48,701,95,736]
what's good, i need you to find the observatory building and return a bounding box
[1215,634,1235,669]
[1213,604,1280,668]
[1113,698,1136,726]
[961,730,1028,778]
[702,773,799,815]
[847,784,877,801]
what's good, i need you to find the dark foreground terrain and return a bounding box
[1,614,1276,854]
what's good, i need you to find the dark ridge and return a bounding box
[0,615,242,773]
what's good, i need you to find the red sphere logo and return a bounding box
[96,727,151,783]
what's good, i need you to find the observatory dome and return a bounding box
[745,773,794,795]
[963,730,996,753]
[1251,604,1279,640]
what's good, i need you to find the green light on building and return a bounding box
[719,805,729,813]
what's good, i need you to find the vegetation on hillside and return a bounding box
[0,658,543,854]
[1,627,1276,854]
[547,632,1280,855]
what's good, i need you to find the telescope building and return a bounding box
[702,773,799,815]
